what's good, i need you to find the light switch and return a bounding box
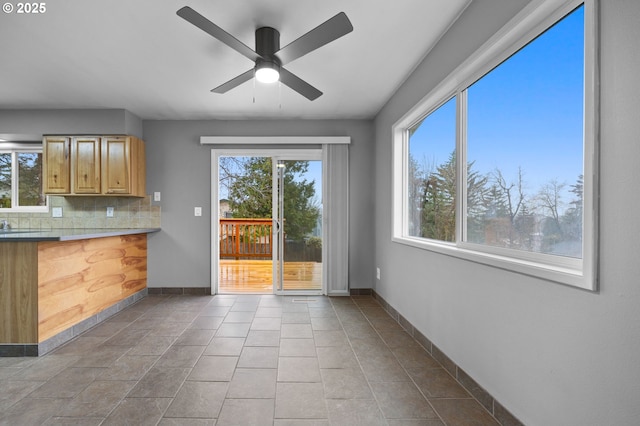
[154,192,161,201]
[106,207,114,217]
[52,207,63,218]
[194,207,202,217]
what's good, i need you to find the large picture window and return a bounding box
[0,144,47,211]
[393,0,598,290]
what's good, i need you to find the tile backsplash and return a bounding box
[0,195,161,229]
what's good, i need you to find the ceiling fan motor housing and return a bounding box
[256,26,281,70]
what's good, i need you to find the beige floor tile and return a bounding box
[230,302,260,312]
[227,368,277,398]
[155,345,205,368]
[59,380,137,417]
[238,346,279,368]
[43,416,105,425]
[310,317,342,331]
[188,355,238,381]
[127,336,177,356]
[313,330,349,347]
[173,329,216,346]
[147,321,190,337]
[370,381,439,419]
[224,311,256,323]
[164,381,228,418]
[250,317,283,331]
[392,345,441,369]
[0,395,67,425]
[102,397,172,426]
[281,312,311,324]
[158,419,216,426]
[204,337,246,355]
[320,368,373,399]
[216,398,275,426]
[281,323,313,338]
[326,399,386,426]
[98,355,158,380]
[407,367,472,399]
[215,322,251,337]
[28,367,104,398]
[279,338,317,357]
[255,307,283,318]
[245,330,281,347]
[386,420,445,426]
[275,382,327,419]
[8,355,78,381]
[316,345,360,369]
[189,316,224,329]
[358,352,411,382]
[277,357,322,382]
[128,367,191,398]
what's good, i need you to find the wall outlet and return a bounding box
[106,206,114,217]
[376,267,381,280]
[154,191,161,201]
[194,207,202,217]
[52,207,63,218]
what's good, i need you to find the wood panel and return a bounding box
[0,242,39,343]
[37,234,147,342]
[219,259,322,293]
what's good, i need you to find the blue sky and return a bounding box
[410,5,584,199]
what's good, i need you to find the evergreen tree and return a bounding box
[226,157,319,241]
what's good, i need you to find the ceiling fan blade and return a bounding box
[212,69,254,93]
[279,68,322,101]
[275,12,353,65]
[177,6,262,62]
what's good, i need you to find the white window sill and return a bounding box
[392,236,594,291]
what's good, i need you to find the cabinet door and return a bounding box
[43,137,70,193]
[101,136,131,194]
[72,137,101,194]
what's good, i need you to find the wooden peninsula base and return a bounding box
[0,233,149,356]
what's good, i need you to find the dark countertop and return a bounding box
[0,228,161,242]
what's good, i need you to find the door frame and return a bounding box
[211,148,325,295]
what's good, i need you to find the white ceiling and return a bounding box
[0,0,470,120]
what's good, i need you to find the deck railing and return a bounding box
[219,218,274,259]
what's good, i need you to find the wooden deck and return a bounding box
[219,259,322,293]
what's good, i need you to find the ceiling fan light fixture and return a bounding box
[255,61,280,84]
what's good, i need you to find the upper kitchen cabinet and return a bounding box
[43,135,146,197]
[43,137,71,194]
[101,136,145,196]
[72,137,101,194]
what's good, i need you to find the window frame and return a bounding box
[0,142,49,213]
[392,0,599,291]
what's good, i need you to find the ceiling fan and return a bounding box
[177,6,353,101]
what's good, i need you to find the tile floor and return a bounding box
[0,294,500,425]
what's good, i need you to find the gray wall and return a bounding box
[0,109,143,139]
[143,119,374,290]
[373,1,640,425]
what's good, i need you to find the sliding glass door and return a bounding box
[274,156,323,294]
[214,150,323,295]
